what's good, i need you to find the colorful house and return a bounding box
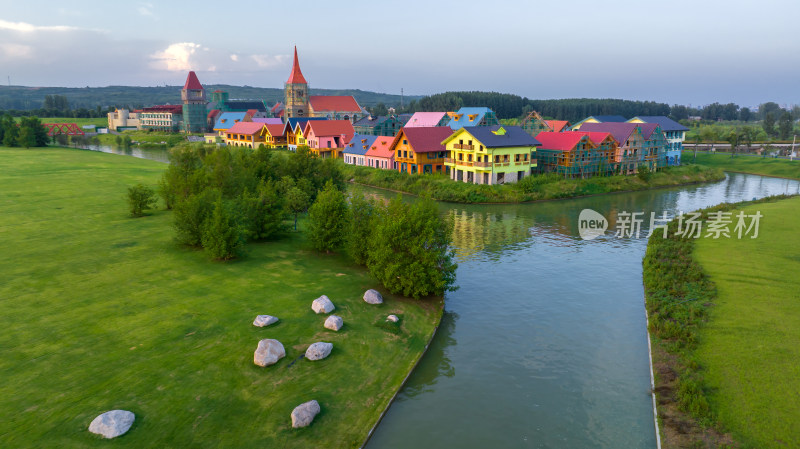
[343,134,378,166]
[443,125,540,185]
[283,117,327,151]
[224,122,267,148]
[262,123,287,148]
[353,114,409,136]
[520,110,552,136]
[304,120,354,159]
[627,116,688,165]
[535,131,615,178]
[251,118,283,125]
[447,107,500,130]
[308,95,364,122]
[213,112,248,138]
[391,127,454,175]
[405,112,451,128]
[570,115,628,131]
[579,122,666,173]
[365,136,395,170]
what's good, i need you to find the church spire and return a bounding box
[286,46,307,84]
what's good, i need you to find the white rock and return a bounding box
[386,314,399,323]
[363,289,383,304]
[291,400,320,428]
[311,295,335,314]
[305,342,333,361]
[254,339,286,367]
[324,315,343,331]
[88,410,135,439]
[253,315,278,327]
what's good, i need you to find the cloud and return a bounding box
[0,43,33,59]
[250,54,289,68]
[230,54,238,62]
[0,19,80,32]
[150,42,202,71]
[138,2,154,17]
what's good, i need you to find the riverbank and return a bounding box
[0,146,442,448]
[342,164,724,204]
[682,150,800,180]
[643,194,799,448]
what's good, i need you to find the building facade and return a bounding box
[284,46,309,119]
[304,120,354,159]
[181,71,207,133]
[391,127,453,174]
[139,105,183,132]
[443,125,540,185]
[627,116,688,165]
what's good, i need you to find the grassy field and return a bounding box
[683,150,800,180]
[96,130,187,148]
[693,197,800,448]
[22,117,109,128]
[344,163,724,204]
[0,147,442,448]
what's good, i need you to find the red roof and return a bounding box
[575,131,616,146]
[227,121,265,135]
[545,120,569,132]
[366,136,394,159]
[534,131,587,151]
[305,120,355,141]
[207,109,221,119]
[286,46,307,84]
[271,102,284,112]
[264,124,284,137]
[308,95,361,113]
[183,71,203,90]
[394,126,453,153]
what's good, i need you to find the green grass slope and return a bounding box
[684,151,800,180]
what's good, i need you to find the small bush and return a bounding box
[127,184,157,217]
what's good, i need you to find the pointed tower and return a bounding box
[284,46,309,119]
[182,71,207,133]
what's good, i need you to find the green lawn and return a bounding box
[683,150,800,180]
[693,197,800,448]
[28,117,109,128]
[0,147,441,448]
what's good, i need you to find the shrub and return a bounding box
[201,197,244,260]
[240,180,285,240]
[346,193,377,266]
[307,181,349,253]
[173,189,217,246]
[127,184,157,217]
[637,165,652,182]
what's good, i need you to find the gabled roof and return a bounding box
[308,95,362,113]
[544,119,570,132]
[227,121,265,135]
[183,71,203,90]
[448,125,540,148]
[405,112,449,128]
[534,132,587,151]
[629,116,689,132]
[353,115,390,128]
[271,102,284,112]
[214,112,248,130]
[574,131,617,146]
[579,122,641,144]
[343,134,378,155]
[207,109,221,120]
[263,123,285,137]
[366,136,394,159]
[305,120,355,141]
[251,118,283,125]
[394,126,453,153]
[637,123,661,140]
[286,46,307,84]
[283,117,327,135]
[448,107,495,130]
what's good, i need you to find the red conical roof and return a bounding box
[183,71,203,90]
[286,46,307,84]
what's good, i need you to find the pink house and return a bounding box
[365,136,395,169]
[303,120,355,159]
[404,111,451,128]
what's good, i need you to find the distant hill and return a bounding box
[0,85,423,110]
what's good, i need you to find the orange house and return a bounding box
[391,126,454,174]
[263,123,286,148]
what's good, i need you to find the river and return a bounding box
[79,145,799,448]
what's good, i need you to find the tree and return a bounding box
[240,180,285,240]
[738,107,752,122]
[173,189,217,247]
[367,196,457,299]
[758,102,781,120]
[3,121,18,147]
[18,117,49,146]
[370,102,388,116]
[17,126,35,148]
[778,111,793,140]
[307,181,348,253]
[727,128,741,158]
[346,193,377,266]
[127,184,158,217]
[202,197,244,260]
[286,186,309,231]
[740,126,756,154]
[762,112,776,137]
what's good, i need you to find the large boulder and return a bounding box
[305,342,333,361]
[88,410,135,439]
[253,315,278,327]
[311,295,335,314]
[363,289,383,305]
[324,315,343,331]
[254,339,286,367]
[291,400,320,428]
[386,314,399,323]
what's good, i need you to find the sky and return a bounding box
[1,0,798,107]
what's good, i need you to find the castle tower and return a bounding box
[284,46,309,119]
[181,71,207,133]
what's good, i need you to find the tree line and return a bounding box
[142,144,457,298]
[0,114,50,147]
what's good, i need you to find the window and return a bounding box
[458,153,463,161]
[403,139,408,145]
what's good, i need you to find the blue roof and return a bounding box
[631,116,689,132]
[448,107,495,130]
[213,112,247,130]
[343,134,378,155]
[459,125,540,148]
[284,117,327,134]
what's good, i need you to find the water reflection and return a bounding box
[395,311,458,400]
[76,144,170,163]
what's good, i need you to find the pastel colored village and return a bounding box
[3,3,800,448]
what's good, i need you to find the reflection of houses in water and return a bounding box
[448,209,532,261]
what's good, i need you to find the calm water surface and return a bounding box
[362,174,800,449]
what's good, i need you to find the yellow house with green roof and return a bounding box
[443,125,541,185]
